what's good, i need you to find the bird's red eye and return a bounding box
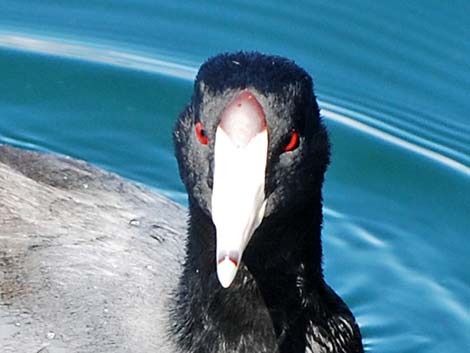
[284,130,299,152]
[195,122,209,145]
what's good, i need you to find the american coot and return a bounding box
[0,52,363,353]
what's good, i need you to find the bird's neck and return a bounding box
[171,201,324,353]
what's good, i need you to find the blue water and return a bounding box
[0,1,469,352]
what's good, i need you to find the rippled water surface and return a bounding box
[0,1,469,352]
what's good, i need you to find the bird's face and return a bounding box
[173,53,329,288]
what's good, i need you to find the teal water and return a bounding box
[0,1,469,352]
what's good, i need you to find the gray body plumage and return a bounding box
[0,145,182,353]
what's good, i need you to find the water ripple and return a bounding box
[0,31,197,80]
[320,102,470,176]
[1,31,467,178]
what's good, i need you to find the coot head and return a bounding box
[172,52,362,353]
[174,52,330,287]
